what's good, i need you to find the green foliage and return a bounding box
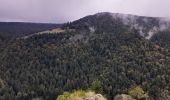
[90,80,103,93]
[128,86,149,100]
[0,30,169,99]
[57,90,90,100]
[57,92,71,100]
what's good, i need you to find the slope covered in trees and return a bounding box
[151,30,170,48]
[0,13,170,100]
[0,28,170,100]
[67,12,170,39]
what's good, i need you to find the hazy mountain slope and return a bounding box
[67,12,170,39]
[0,22,61,39]
[151,30,170,48]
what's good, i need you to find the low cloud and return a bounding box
[0,0,170,23]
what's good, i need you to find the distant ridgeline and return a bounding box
[67,12,170,42]
[0,22,61,39]
[0,13,169,100]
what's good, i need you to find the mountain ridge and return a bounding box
[67,12,170,39]
[0,12,170,100]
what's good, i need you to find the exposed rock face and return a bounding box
[83,94,106,100]
[57,91,107,100]
[114,94,135,100]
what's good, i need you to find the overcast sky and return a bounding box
[0,0,170,23]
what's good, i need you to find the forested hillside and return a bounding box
[0,13,170,100]
[151,30,170,48]
[67,12,170,39]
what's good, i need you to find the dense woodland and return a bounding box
[151,30,170,48]
[0,13,170,100]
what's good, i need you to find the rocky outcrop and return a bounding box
[114,94,135,100]
[83,94,106,100]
